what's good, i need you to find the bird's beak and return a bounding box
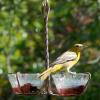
[82,45,88,49]
[84,45,88,48]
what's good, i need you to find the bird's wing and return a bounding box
[50,51,77,66]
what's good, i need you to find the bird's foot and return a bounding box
[68,71,76,75]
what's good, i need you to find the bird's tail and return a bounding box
[39,64,63,80]
[39,67,53,80]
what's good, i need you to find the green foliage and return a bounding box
[0,0,100,100]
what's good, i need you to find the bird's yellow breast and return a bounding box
[73,51,80,63]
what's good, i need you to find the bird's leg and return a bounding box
[67,68,76,75]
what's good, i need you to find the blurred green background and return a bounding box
[0,0,100,100]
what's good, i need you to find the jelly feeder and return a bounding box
[50,72,91,96]
[8,0,91,97]
[8,73,46,95]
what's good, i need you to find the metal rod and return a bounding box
[16,73,24,94]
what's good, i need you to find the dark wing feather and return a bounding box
[50,51,77,66]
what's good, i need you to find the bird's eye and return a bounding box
[75,45,79,47]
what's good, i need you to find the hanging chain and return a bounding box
[42,0,50,69]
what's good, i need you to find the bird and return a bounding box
[39,43,87,80]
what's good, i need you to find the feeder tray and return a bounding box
[8,73,46,95]
[8,72,91,96]
[49,72,91,96]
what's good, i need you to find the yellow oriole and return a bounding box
[39,44,86,80]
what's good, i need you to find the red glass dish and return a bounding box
[50,72,91,96]
[8,73,46,95]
